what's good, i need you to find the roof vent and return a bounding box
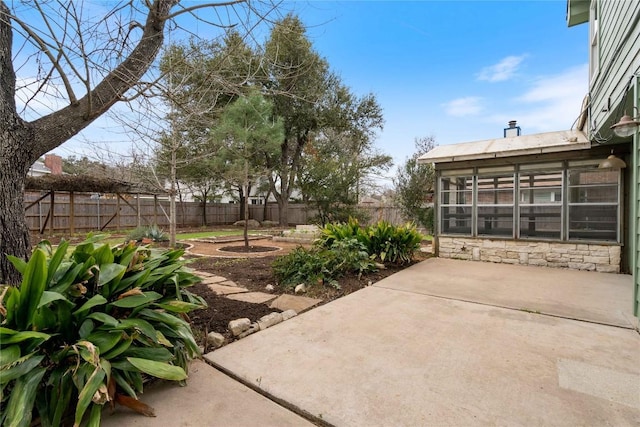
[504,120,521,138]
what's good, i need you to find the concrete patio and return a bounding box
[206,258,639,426]
[102,257,639,426]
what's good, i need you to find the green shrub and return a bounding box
[0,235,205,426]
[328,238,377,277]
[272,247,331,289]
[272,238,376,290]
[127,224,168,242]
[317,219,422,265]
[316,217,368,248]
[367,221,422,264]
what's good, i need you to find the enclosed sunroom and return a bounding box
[418,129,631,273]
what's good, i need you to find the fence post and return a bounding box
[116,194,121,230]
[153,195,158,225]
[70,191,75,235]
[137,194,141,227]
[50,191,55,235]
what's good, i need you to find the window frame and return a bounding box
[589,0,599,80]
[439,172,473,236]
[566,165,621,242]
[476,173,515,238]
[437,161,622,244]
[517,168,564,241]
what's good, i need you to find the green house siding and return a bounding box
[589,0,640,137]
[634,77,640,318]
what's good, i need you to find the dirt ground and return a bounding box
[186,242,431,351]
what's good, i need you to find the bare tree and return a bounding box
[0,0,277,284]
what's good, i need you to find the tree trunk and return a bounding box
[0,0,178,283]
[169,146,177,247]
[238,187,246,221]
[0,134,33,285]
[262,188,271,220]
[201,189,208,226]
[243,160,249,249]
[276,194,289,226]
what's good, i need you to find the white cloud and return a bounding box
[487,64,589,132]
[477,55,527,83]
[443,96,483,117]
[518,64,588,103]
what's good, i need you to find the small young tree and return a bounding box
[394,136,437,233]
[215,91,283,248]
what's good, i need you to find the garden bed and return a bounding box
[187,252,431,349]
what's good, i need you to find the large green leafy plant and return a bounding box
[317,219,423,265]
[366,221,423,264]
[0,235,205,427]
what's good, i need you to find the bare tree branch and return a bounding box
[161,0,246,22]
[5,7,78,103]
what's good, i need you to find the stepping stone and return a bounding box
[200,276,228,285]
[207,283,249,295]
[226,292,278,304]
[269,294,322,313]
[219,280,240,287]
[195,271,214,277]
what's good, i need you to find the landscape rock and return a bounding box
[269,294,322,313]
[257,312,284,330]
[294,283,307,294]
[206,332,226,348]
[233,219,261,228]
[265,284,275,292]
[238,323,260,338]
[375,262,386,270]
[281,309,297,321]
[262,220,279,227]
[228,318,251,336]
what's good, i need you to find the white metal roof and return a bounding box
[417,130,590,164]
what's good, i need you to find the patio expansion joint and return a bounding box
[203,358,335,427]
[372,284,636,331]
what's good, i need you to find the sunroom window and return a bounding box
[567,166,619,241]
[477,174,514,237]
[438,162,621,243]
[519,169,563,240]
[440,173,472,235]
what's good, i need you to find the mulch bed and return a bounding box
[186,253,431,349]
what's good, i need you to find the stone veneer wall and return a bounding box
[437,237,621,273]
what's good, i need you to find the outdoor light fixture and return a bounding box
[610,112,640,137]
[598,151,627,169]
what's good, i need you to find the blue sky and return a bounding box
[289,1,589,166]
[40,0,589,186]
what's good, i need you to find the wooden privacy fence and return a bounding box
[24,191,408,234]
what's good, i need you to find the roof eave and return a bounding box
[420,143,591,164]
[567,0,590,27]
[417,130,591,164]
